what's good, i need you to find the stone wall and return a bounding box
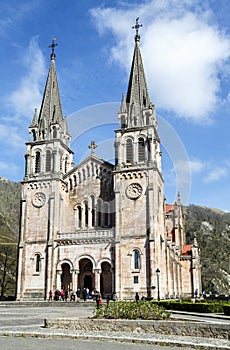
[45,318,229,340]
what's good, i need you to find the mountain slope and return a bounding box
[185,204,230,294]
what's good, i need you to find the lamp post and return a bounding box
[156,268,160,301]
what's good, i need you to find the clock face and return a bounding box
[32,192,46,208]
[126,183,143,200]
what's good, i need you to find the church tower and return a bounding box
[17,39,74,300]
[113,19,166,299]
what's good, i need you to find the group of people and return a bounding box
[48,288,82,302]
[48,287,103,302]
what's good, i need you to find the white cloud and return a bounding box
[6,36,46,121]
[203,167,228,183]
[188,159,206,173]
[90,0,230,123]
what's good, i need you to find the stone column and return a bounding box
[56,270,62,290]
[93,269,101,292]
[73,269,79,293]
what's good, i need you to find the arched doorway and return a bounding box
[100,261,112,298]
[78,258,94,295]
[61,263,72,291]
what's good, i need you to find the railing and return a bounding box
[57,228,114,241]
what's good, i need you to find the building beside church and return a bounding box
[16,20,201,301]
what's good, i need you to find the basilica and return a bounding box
[16,20,201,301]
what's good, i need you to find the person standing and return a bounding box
[48,290,52,302]
[135,292,140,301]
[76,288,80,302]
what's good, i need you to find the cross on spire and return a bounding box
[88,140,97,155]
[49,37,58,60]
[132,17,142,42]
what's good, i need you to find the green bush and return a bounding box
[222,304,230,316]
[152,300,224,313]
[93,300,171,320]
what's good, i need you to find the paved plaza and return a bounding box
[0,301,229,350]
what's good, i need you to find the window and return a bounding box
[35,254,41,273]
[77,206,82,228]
[35,151,41,173]
[104,202,109,227]
[146,115,150,125]
[91,196,95,227]
[85,202,88,227]
[134,250,140,270]
[138,138,145,162]
[45,150,52,172]
[121,115,127,128]
[134,276,139,284]
[97,199,102,227]
[126,139,133,163]
[65,157,68,173]
[53,126,57,138]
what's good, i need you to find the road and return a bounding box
[0,336,193,350]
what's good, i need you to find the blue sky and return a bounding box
[0,0,230,211]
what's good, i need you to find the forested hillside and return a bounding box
[185,205,230,295]
[0,177,229,298]
[0,177,21,299]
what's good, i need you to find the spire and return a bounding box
[37,38,70,144]
[119,93,127,113]
[30,108,38,127]
[124,18,150,127]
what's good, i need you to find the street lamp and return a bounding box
[156,268,160,301]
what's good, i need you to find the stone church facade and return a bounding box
[16,23,201,301]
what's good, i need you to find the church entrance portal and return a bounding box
[84,275,92,291]
[78,259,112,297]
[100,261,112,298]
[78,258,94,296]
[61,263,72,291]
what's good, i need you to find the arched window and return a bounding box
[146,115,150,125]
[35,151,41,173]
[35,254,41,273]
[65,157,68,173]
[60,155,63,172]
[53,126,57,138]
[133,116,137,126]
[126,139,133,163]
[77,206,82,228]
[104,202,109,227]
[69,178,73,191]
[32,130,36,141]
[85,202,88,227]
[45,150,52,172]
[138,138,145,162]
[91,196,95,227]
[97,199,102,227]
[134,250,140,270]
[121,115,127,128]
[73,175,77,187]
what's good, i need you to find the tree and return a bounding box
[0,243,17,299]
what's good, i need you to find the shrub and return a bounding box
[93,300,171,320]
[222,304,230,316]
[152,301,224,313]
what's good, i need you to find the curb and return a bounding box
[0,329,229,350]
